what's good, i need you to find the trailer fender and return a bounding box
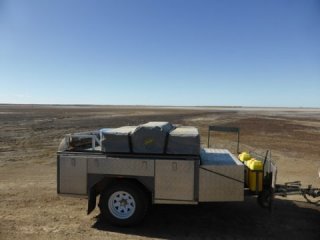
[87,174,154,214]
[88,188,98,214]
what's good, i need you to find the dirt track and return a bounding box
[0,105,319,239]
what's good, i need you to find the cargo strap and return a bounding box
[200,167,245,184]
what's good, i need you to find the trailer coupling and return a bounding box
[275,181,320,205]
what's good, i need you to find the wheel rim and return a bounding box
[108,191,136,219]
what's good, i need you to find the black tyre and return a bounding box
[98,181,149,227]
[258,189,273,210]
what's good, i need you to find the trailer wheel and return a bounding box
[99,181,148,227]
[258,189,273,210]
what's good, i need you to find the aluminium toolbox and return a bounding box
[100,126,137,153]
[166,126,200,155]
[131,122,174,154]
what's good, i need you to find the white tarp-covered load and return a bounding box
[166,126,200,155]
[100,126,137,153]
[131,122,174,154]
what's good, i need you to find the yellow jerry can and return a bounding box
[246,159,263,192]
[238,152,251,162]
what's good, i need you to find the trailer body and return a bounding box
[57,148,244,204]
[57,124,277,226]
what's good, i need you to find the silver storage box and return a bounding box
[166,126,200,155]
[59,154,88,195]
[199,148,244,202]
[155,159,195,201]
[100,126,137,153]
[131,122,174,154]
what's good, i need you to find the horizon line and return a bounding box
[0,103,319,109]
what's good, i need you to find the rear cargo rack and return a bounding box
[207,126,240,153]
[64,133,100,151]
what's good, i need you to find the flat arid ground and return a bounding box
[0,104,319,239]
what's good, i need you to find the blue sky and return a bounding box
[0,0,319,107]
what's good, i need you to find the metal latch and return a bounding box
[172,162,177,171]
[142,161,147,170]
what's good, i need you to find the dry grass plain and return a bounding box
[0,104,320,239]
